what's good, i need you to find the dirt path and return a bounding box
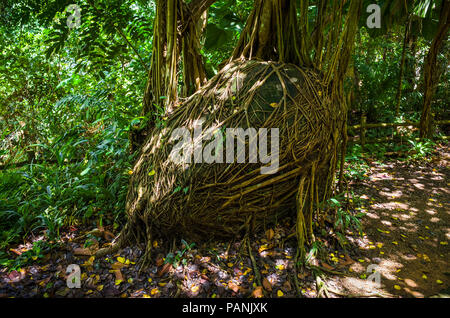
[326,149,449,297]
[1,148,448,298]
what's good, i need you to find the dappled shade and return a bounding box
[116,59,342,261]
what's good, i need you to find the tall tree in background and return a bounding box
[395,15,411,117]
[419,0,449,138]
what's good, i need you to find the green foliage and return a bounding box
[0,240,53,271]
[407,138,436,160]
[345,144,371,181]
[0,9,140,260]
[203,0,249,74]
[322,192,365,251]
[165,240,196,267]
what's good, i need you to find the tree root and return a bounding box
[291,271,304,298]
[95,243,121,258]
[308,265,349,276]
[94,221,133,258]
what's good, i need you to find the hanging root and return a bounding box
[295,160,331,261]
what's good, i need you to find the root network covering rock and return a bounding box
[107,59,343,261]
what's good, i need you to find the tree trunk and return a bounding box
[129,0,214,152]
[395,16,410,117]
[229,0,309,66]
[419,0,450,138]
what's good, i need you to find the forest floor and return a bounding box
[1,145,449,298]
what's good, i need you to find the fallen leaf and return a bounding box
[55,288,70,297]
[228,281,239,293]
[277,290,284,297]
[394,285,401,290]
[9,248,22,256]
[158,263,172,277]
[258,244,269,254]
[156,257,164,267]
[321,262,334,271]
[265,229,275,241]
[262,278,272,291]
[114,269,124,285]
[8,270,22,283]
[111,262,125,270]
[81,256,95,267]
[150,288,159,295]
[283,281,292,292]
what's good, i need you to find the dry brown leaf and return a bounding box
[340,254,355,266]
[283,281,292,292]
[265,229,275,241]
[262,278,272,291]
[158,263,172,277]
[111,262,126,270]
[103,231,115,241]
[114,269,124,282]
[321,262,335,270]
[252,286,264,298]
[156,257,164,267]
[228,281,239,293]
